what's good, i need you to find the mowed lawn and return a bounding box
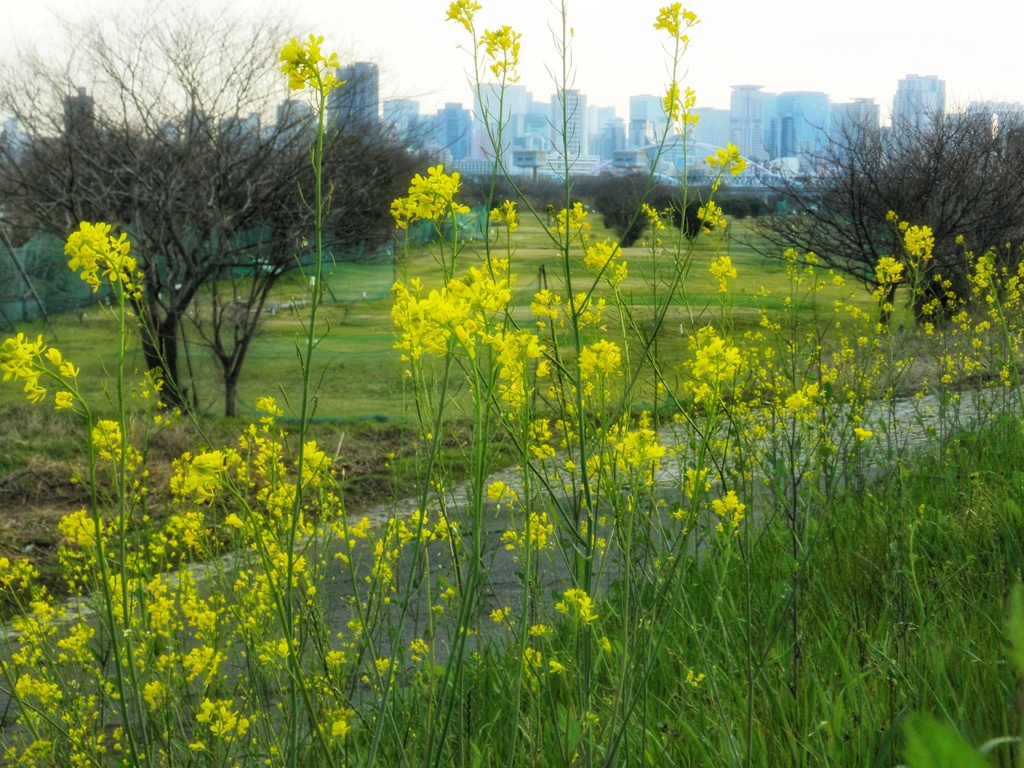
[0,214,872,421]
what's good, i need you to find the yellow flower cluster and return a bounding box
[481,26,522,83]
[711,490,746,532]
[653,3,699,42]
[492,328,548,409]
[531,289,562,326]
[171,450,229,503]
[390,165,471,229]
[784,382,821,421]
[391,259,515,361]
[489,199,519,232]
[195,698,251,742]
[65,221,142,299]
[610,423,667,483]
[698,201,727,231]
[579,339,622,378]
[688,326,742,403]
[0,333,77,406]
[874,256,904,287]
[887,210,935,266]
[709,255,737,292]
[445,0,482,32]
[555,588,598,624]
[663,81,698,125]
[584,239,628,286]
[641,203,666,231]
[706,143,746,177]
[279,35,342,94]
[501,511,554,553]
[551,202,591,241]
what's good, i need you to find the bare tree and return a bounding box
[0,5,422,415]
[758,110,1024,320]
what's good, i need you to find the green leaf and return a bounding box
[902,713,989,768]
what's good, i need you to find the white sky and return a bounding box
[2,0,1022,120]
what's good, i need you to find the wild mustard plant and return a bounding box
[4,2,1024,766]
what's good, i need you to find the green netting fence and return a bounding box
[0,225,409,326]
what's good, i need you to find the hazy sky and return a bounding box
[2,0,1022,121]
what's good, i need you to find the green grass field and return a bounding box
[0,216,873,421]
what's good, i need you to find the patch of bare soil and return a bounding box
[0,419,415,603]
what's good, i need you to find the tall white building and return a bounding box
[769,91,831,164]
[891,75,945,133]
[383,99,419,138]
[329,62,380,128]
[691,108,731,157]
[474,84,535,162]
[966,100,1024,136]
[550,89,588,161]
[628,94,663,148]
[729,85,768,162]
[832,98,881,149]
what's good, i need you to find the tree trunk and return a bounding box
[139,310,186,410]
[224,369,239,418]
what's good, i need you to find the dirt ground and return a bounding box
[0,416,414,603]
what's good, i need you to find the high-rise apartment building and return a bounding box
[966,100,1024,136]
[329,62,380,128]
[440,102,472,161]
[63,86,95,135]
[729,85,768,162]
[832,97,881,149]
[473,84,537,162]
[891,75,945,133]
[383,99,419,138]
[550,89,588,160]
[628,94,663,148]
[691,107,730,156]
[769,91,831,163]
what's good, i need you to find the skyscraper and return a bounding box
[63,86,95,135]
[966,100,1024,136]
[440,102,472,161]
[628,94,663,148]
[691,108,730,155]
[770,91,831,163]
[474,84,534,163]
[550,89,588,160]
[329,62,380,129]
[891,75,945,133]
[383,99,419,138]
[729,85,768,162]
[832,98,881,147]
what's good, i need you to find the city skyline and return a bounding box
[2,0,1023,122]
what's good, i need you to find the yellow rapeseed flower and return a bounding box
[391,164,471,227]
[279,35,342,94]
[874,256,904,286]
[706,143,746,177]
[65,222,141,297]
[709,255,737,292]
[579,339,622,377]
[489,199,519,232]
[196,698,250,742]
[445,0,482,32]
[711,490,746,532]
[653,3,699,42]
[555,588,598,624]
[481,25,522,83]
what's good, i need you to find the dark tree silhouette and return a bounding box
[759,110,1024,320]
[0,7,421,415]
